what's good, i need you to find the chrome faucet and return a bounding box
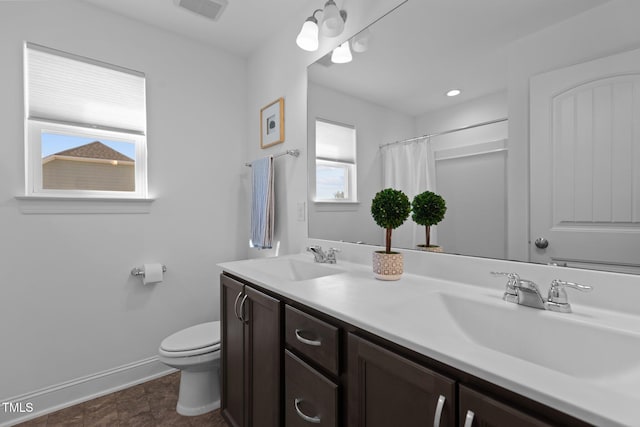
[491,272,592,313]
[306,245,340,264]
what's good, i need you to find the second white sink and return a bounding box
[437,292,640,380]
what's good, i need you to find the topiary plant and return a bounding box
[411,191,447,248]
[371,188,411,254]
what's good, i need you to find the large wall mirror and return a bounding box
[308,0,640,274]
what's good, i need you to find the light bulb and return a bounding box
[351,28,371,53]
[446,89,461,97]
[331,42,352,64]
[321,0,344,37]
[296,18,319,51]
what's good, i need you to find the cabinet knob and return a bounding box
[294,398,321,424]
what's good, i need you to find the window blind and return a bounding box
[25,42,146,134]
[316,119,356,163]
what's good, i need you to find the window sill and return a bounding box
[15,196,155,214]
[313,200,360,212]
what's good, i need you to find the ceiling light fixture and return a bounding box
[321,0,346,38]
[446,89,461,97]
[331,41,352,64]
[295,9,322,51]
[350,28,371,53]
[296,1,347,52]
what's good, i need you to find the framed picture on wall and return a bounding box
[260,97,285,149]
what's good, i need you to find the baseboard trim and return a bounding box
[1,356,176,426]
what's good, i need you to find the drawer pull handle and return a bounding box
[294,398,321,424]
[295,329,322,347]
[463,410,475,427]
[433,394,446,427]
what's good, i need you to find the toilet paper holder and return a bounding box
[131,265,167,277]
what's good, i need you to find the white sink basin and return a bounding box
[437,292,640,379]
[250,257,345,282]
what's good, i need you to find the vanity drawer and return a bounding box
[285,350,338,427]
[285,305,339,375]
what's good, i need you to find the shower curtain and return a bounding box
[380,137,434,249]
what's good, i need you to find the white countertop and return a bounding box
[219,253,640,427]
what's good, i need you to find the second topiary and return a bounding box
[411,191,447,248]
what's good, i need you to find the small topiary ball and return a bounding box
[371,188,411,230]
[412,191,447,226]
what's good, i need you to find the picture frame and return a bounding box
[260,97,285,149]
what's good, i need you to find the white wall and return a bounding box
[307,82,415,245]
[0,0,247,416]
[245,0,407,258]
[506,0,640,261]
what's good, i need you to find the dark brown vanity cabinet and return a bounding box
[347,333,456,427]
[220,274,281,427]
[220,273,591,427]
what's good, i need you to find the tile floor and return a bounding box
[14,372,228,426]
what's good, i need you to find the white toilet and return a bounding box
[158,321,221,416]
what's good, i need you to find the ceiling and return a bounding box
[81,0,610,116]
[309,0,609,116]
[82,0,310,56]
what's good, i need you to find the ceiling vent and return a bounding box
[174,0,228,21]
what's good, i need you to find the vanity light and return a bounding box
[297,1,347,52]
[296,9,322,51]
[446,89,461,97]
[350,28,371,53]
[331,41,352,64]
[321,0,346,37]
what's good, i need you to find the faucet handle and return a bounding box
[546,280,593,313]
[491,272,521,302]
[325,248,341,264]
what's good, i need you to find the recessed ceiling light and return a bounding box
[446,89,461,97]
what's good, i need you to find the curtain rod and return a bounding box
[245,149,300,167]
[379,117,508,149]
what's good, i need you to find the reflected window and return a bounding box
[315,119,357,202]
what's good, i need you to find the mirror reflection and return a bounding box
[308,0,640,274]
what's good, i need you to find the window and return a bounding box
[24,42,147,198]
[314,119,357,202]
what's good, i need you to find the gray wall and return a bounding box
[0,0,248,407]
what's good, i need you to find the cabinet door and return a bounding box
[348,333,455,427]
[220,275,245,427]
[245,285,281,427]
[459,385,552,427]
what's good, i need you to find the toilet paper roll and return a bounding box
[143,263,164,285]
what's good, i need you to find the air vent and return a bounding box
[174,0,228,21]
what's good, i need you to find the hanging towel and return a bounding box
[250,156,275,249]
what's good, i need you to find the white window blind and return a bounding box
[25,42,146,134]
[316,119,356,163]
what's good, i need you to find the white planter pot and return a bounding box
[372,251,403,281]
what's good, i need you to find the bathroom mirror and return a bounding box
[308,0,640,274]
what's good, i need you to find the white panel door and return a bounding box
[530,48,640,273]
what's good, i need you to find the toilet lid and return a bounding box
[160,321,220,353]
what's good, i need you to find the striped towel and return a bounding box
[250,156,274,249]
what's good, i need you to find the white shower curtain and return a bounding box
[380,137,434,249]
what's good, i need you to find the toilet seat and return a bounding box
[159,321,220,358]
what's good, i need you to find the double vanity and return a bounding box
[218,245,640,426]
